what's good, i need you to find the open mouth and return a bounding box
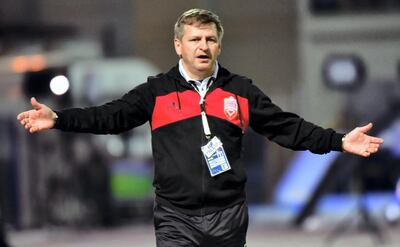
[197,55,210,60]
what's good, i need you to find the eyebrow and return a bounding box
[187,34,218,39]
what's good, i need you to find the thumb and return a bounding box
[31,97,42,110]
[358,122,373,133]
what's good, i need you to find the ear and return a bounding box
[174,38,182,57]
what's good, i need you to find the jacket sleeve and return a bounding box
[53,82,153,134]
[248,84,344,154]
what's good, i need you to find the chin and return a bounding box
[196,64,213,71]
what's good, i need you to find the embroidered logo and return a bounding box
[224,96,238,120]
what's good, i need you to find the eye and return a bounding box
[207,37,217,43]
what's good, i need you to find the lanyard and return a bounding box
[189,78,214,140]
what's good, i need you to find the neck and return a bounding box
[182,63,214,81]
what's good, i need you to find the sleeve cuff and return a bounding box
[52,111,61,129]
[331,133,346,152]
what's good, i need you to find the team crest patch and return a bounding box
[224,96,238,120]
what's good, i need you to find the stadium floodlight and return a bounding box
[322,54,366,91]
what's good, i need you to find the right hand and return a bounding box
[17,97,57,133]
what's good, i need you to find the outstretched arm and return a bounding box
[342,123,384,157]
[17,97,57,133]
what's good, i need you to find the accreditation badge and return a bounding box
[201,136,231,177]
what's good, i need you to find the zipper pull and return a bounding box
[199,97,204,105]
[201,111,211,139]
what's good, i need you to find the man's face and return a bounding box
[174,23,221,80]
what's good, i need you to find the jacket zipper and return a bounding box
[201,131,206,216]
[200,91,207,217]
[188,79,215,216]
[200,86,214,216]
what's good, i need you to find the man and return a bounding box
[17,8,383,247]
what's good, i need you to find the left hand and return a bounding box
[342,123,384,157]
[17,97,57,133]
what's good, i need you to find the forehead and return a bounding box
[182,22,218,37]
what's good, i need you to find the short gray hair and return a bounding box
[174,8,224,42]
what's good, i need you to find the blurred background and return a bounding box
[1,0,400,246]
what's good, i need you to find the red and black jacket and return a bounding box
[54,64,344,216]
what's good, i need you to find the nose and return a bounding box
[199,39,208,50]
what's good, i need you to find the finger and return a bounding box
[367,147,379,153]
[370,137,384,144]
[17,112,28,121]
[30,126,37,133]
[31,97,41,110]
[362,150,371,157]
[368,143,380,149]
[358,122,373,133]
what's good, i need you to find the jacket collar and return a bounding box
[166,63,235,89]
